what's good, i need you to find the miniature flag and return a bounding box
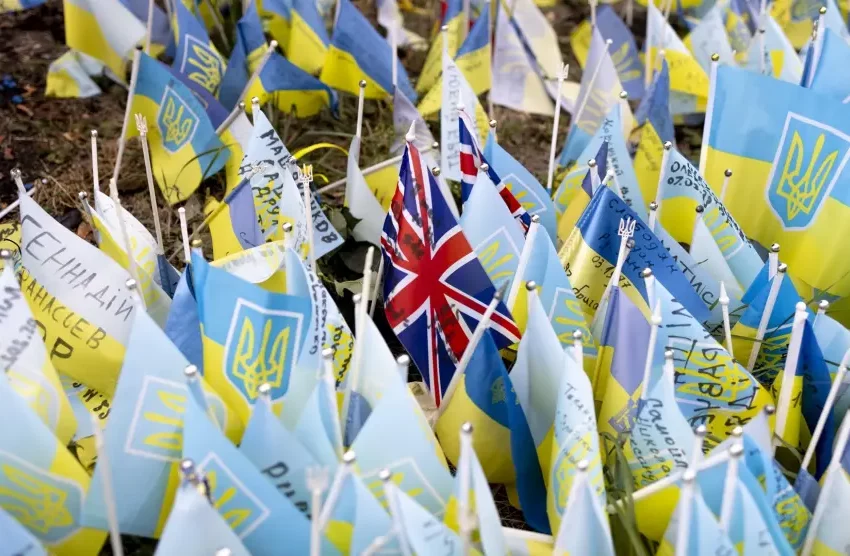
[286,0,329,75]
[219,0,267,109]
[684,4,736,72]
[164,269,204,371]
[154,481,250,556]
[552,463,615,556]
[744,13,802,83]
[509,0,566,104]
[172,0,226,98]
[321,0,416,101]
[416,0,466,95]
[211,241,290,294]
[83,306,238,536]
[384,482,467,554]
[377,0,425,48]
[0,506,45,556]
[570,5,645,99]
[633,59,675,207]
[205,179,264,260]
[460,169,526,294]
[192,253,312,424]
[130,52,228,204]
[0,262,77,445]
[45,50,103,98]
[809,28,850,101]
[553,138,607,228]
[258,0,291,48]
[0,373,106,554]
[704,65,850,295]
[656,484,737,555]
[62,0,145,81]
[345,136,386,245]
[18,193,133,395]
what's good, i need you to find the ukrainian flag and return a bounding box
[45,50,102,98]
[321,0,417,101]
[810,28,850,101]
[191,253,312,424]
[657,485,737,555]
[2,0,46,11]
[551,465,614,555]
[219,0,267,109]
[63,0,145,82]
[287,0,329,75]
[0,373,106,555]
[172,0,226,98]
[704,64,850,296]
[744,13,802,83]
[570,5,645,100]
[553,137,607,227]
[83,307,239,537]
[416,0,465,95]
[248,51,339,117]
[633,58,674,208]
[260,0,293,57]
[130,53,228,204]
[205,177,263,260]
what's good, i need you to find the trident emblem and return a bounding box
[618,216,636,240]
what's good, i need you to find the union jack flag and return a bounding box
[380,141,521,406]
[458,108,532,231]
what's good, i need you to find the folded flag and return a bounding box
[286,0,329,75]
[192,253,312,424]
[460,169,526,294]
[321,0,416,101]
[0,262,77,445]
[484,130,558,241]
[172,0,226,98]
[18,192,132,395]
[442,424,508,554]
[219,0,267,109]
[656,481,738,555]
[570,5,645,100]
[154,480,250,556]
[491,4,556,116]
[380,141,521,407]
[254,51,340,117]
[45,50,103,98]
[0,372,106,554]
[62,0,145,82]
[205,178,264,261]
[633,58,675,208]
[164,269,204,371]
[384,481,467,554]
[552,459,614,555]
[130,52,228,204]
[744,13,802,83]
[345,136,386,245]
[83,306,238,537]
[416,0,466,95]
[258,0,292,48]
[561,26,632,165]
[508,0,567,104]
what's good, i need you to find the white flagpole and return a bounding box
[355,80,367,146]
[698,53,720,177]
[112,47,143,189]
[458,423,475,556]
[77,192,100,244]
[546,63,569,193]
[436,287,506,416]
[572,329,584,370]
[91,129,100,197]
[317,143,438,194]
[215,102,247,136]
[647,201,658,232]
[391,29,399,91]
[0,184,37,221]
[144,0,155,54]
[801,411,850,556]
[815,299,829,323]
[322,349,344,456]
[719,169,732,203]
[317,451,356,533]
[746,263,786,371]
[134,115,164,253]
[369,257,384,318]
[590,0,598,28]
[639,298,663,401]
[654,141,672,218]
[718,438,744,535]
[689,205,704,254]
[300,164,317,272]
[109,179,146,310]
[626,0,634,26]
[569,40,613,146]
[593,217,636,329]
[91,399,124,556]
[799,349,850,473]
[306,463,330,556]
[381,469,413,556]
[768,243,780,278]
[233,41,279,111]
[719,282,734,357]
[674,420,707,556]
[506,215,540,309]
[178,207,191,264]
[772,301,809,454]
[489,119,497,144]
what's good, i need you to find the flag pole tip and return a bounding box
[184,365,199,379]
[819,5,827,13]
[379,468,392,481]
[359,79,367,88]
[0,249,11,260]
[396,354,410,366]
[352,293,363,304]
[441,24,449,32]
[695,204,704,214]
[322,347,334,359]
[525,280,537,291]
[777,262,787,273]
[576,459,590,472]
[649,201,658,211]
[765,404,776,415]
[664,349,674,360]
[126,278,137,290]
[343,451,357,464]
[795,301,807,312]
[730,443,744,457]
[531,214,540,223]
[819,300,830,311]
[461,422,473,434]
[480,162,489,172]
[191,239,203,248]
[269,40,279,49]
[770,242,780,252]
[431,166,441,177]
[731,426,743,437]
[405,121,416,142]
[711,53,720,62]
[258,383,272,397]
[78,191,88,200]
[724,168,732,177]
[695,424,707,437]
[683,469,697,482]
[489,119,497,128]
[663,141,672,150]
[619,90,628,100]
[641,268,653,278]
[90,129,98,138]
[572,329,583,341]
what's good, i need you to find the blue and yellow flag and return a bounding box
[45,50,103,98]
[249,51,340,118]
[206,178,263,260]
[569,5,645,100]
[657,483,738,555]
[172,0,226,99]
[192,253,312,424]
[155,480,250,556]
[553,137,607,227]
[416,0,465,95]
[219,0,267,109]
[182,392,335,553]
[82,307,239,537]
[130,52,228,204]
[705,65,850,296]
[454,3,491,95]
[259,0,292,48]
[0,373,105,555]
[164,270,204,371]
[0,506,45,556]
[810,28,850,100]
[744,13,802,83]
[287,0,329,75]
[683,4,736,72]
[385,482,470,554]
[63,0,145,81]
[552,464,614,555]
[633,58,674,207]
[3,0,46,12]
[435,330,516,485]
[321,0,417,101]
[484,130,557,241]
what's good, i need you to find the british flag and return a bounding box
[458,108,532,231]
[380,140,521,406]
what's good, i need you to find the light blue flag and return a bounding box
[460,169,526,293]
[686,4,736,72]
[744,14,801,83]
[319,468,399,554]
[812,312,850,415]
[294,373,343,467]
[84,307,235,537]
[155,482,250,556]
[552,468,614,556]
[385,482,465,555]
[806,458,850,555]
[521,217,596,355]
[810,29,850,102]
[0,506,46,556]
[560,27,628,166]
[484,131,557,241]
[219,1,265,109]
[351,384,453,518]
[164,269,203,372]
[660,484,738,556]
[239,391,320,520]
[172,0,226,98]
[595,5,645,99]
[182,392,337,554]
